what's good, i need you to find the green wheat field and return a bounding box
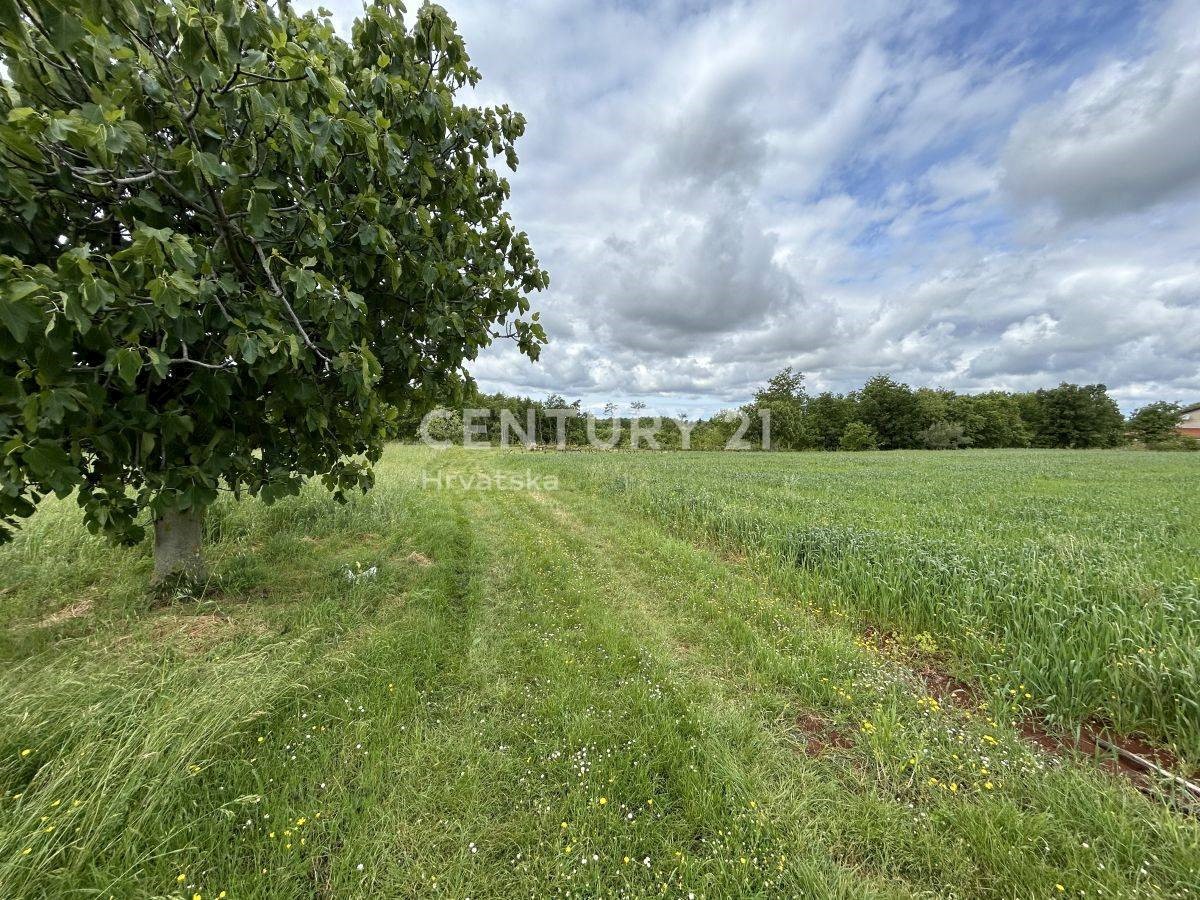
[1,446,1198,898]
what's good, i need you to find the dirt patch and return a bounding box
[1018,719,1200,811]
[791,712,854,757]
[859,626,983,710]
[33,598,93,628]
[857,622,1199,811]
[150,613,268,651]
[406,551,433,567]
[914,662,983,710]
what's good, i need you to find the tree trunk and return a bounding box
[152,507,207,586]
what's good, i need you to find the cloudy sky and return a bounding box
[316,0,1200,416]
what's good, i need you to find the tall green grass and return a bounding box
[516,449,1200,760]
[0,456,481,896]
[1,446,1198,897]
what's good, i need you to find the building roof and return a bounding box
[1181,402,1200,414]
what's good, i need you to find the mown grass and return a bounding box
[0,445,1198,898]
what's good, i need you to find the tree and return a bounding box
[856,374,921,449]
[948,392,1030,448]
[914,387,954,430]
[1127,402,1182,444]
[0,1,548,584]
[749,367,810,450]
[839,421,878,451]
[1026,384,1124,448]
[628,400,649,448]
[806,391,855,450]
[692,410,741,450]
[422,407,463,445]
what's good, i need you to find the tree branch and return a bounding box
[249,239,330,366]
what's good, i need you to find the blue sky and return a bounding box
[315,0,1200,415]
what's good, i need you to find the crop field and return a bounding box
[1,446,1198,898]
[521,448,1200,760]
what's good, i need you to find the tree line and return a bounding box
[401,370,1197,451]
[747,371,1196,451]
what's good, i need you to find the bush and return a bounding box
[918,420,972,449]
[839,422,879,451]
[1146,435,1200,452]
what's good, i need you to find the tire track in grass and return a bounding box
[348,464,903,898]
[477,466,1200,899]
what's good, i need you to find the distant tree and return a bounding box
[948,392,1031,448]
[857,375,922,449]
[0,1,547,584]
[914,387,955,430]
[749,367,810,449]
[839,421,878,451]
[424,409,464,445]
[806,391,856,450]
[918,420,972,449]
[1027,384,1124,448]
[1127,402,1182,444]
[628,400,649,448]
[692,410,741,450]
[541,393,567,444]
[564,398,586,445]
[758,367,806,400]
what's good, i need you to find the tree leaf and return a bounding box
[113,347,142,386]
[0,296,41,342]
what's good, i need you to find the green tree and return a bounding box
[1027,384,1124,448]
[839,421,878,451]
[805,391,855,450]
[0,1,547,583]
[914,387,954,430]
[692,410,741,450]
[749,367,809,450]
[1127,402,1182,444]
[856,374,921,449]
[947,392,1031,448]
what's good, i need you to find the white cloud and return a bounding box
[305,0,1200,414]
[1003,0,1200,220]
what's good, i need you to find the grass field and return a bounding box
[1,446,1198,897]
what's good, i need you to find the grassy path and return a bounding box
[431,460,1197,898]
[0,446,1197,897]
